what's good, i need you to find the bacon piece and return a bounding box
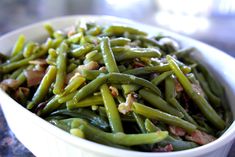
[24,70,45,87]
[186,130,216,145]
[169,125,186,136]
[109,86,119,97]
[0,79,19,89]
[153,144,173,152]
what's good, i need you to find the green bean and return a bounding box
[105,25,147,36]
[44,23,54,37]
[166,55,225,130]
[62,75,85,96]
[67,95,103,110]
[71,43,93,58]
[139,89,183,118]
[193,68,221,107]
[9,67,25,79]
[9,51,24,62]
[107,73,161,96]
[68,32,82,43]
[87,26,102,36]
[67,63,77,73]
[72,118,168,146]
[197,64,224,97]
[114,48,161,61]
[151,71,173,86]
[122,84,140,95]
[58,91,77,103]
[0,48,48,73]
[132,102,197,133]
[101,37,119,73]
[27,65,57,110]
[100,84,123,133]
[11,35,25,57]
[23,42,37,58]
[50,109,109,131]
[133,112,147,133]
[39,96,60,116]
[144,119,161,132]
[123,64,170,75]
[73,73,108,102]
[80,69,107,80]
[110,37,131,46]
[53,43,68,94]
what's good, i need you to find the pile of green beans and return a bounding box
[0,21,231,152]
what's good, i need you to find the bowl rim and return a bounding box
[0,15,235,157]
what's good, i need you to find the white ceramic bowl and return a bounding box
[0,15,235,157]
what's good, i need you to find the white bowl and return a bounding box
[0,15,235,157]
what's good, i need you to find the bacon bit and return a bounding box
[175,79,183,92]
[153,144,173,152]
[99,66,106,72]
[29,59,48,66]
[118,94,134,115]
[0,79,20,89]
[182,93,190,112]
[24,70,45,87]
[186,130,216,145]
[109,86,119,97]
[169,125,186,136]
[133,61,145,68]
[14,87,30,102]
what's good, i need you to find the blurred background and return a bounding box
[0,0,235,156]
[0,0,235,57]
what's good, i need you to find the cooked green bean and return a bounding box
[53,43,68,94]
[11,35,25,57]
[139,89,183,118]
[27,65,57,109]
[101,37,119,73]
[67,95,103,110]
[105,25,147,36]
[107,73,161,96]
[74,73,108,102]
[166,55,225,130]
[100,84,123,133]
[132,102,197,133]
[151,71,173,86]
[71,118,168,146]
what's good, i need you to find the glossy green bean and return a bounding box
[53,43,68,94]
[74,73,108,102]
[27,65,57,109]
[100,84,123,133]
[133,112,147,133]
[105,25,147,36]
[166,55,225,130]
[123,64,170,75]
[106,73,161,96]
[71,44,93,58]
[67,95,103,110]
[151,71,173,86]
[11,35,25,57]
[139,89,183,118]
[132,102,197,133]
[193,68,221,107]
[101,37,119,73]
[72,118,168,146]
